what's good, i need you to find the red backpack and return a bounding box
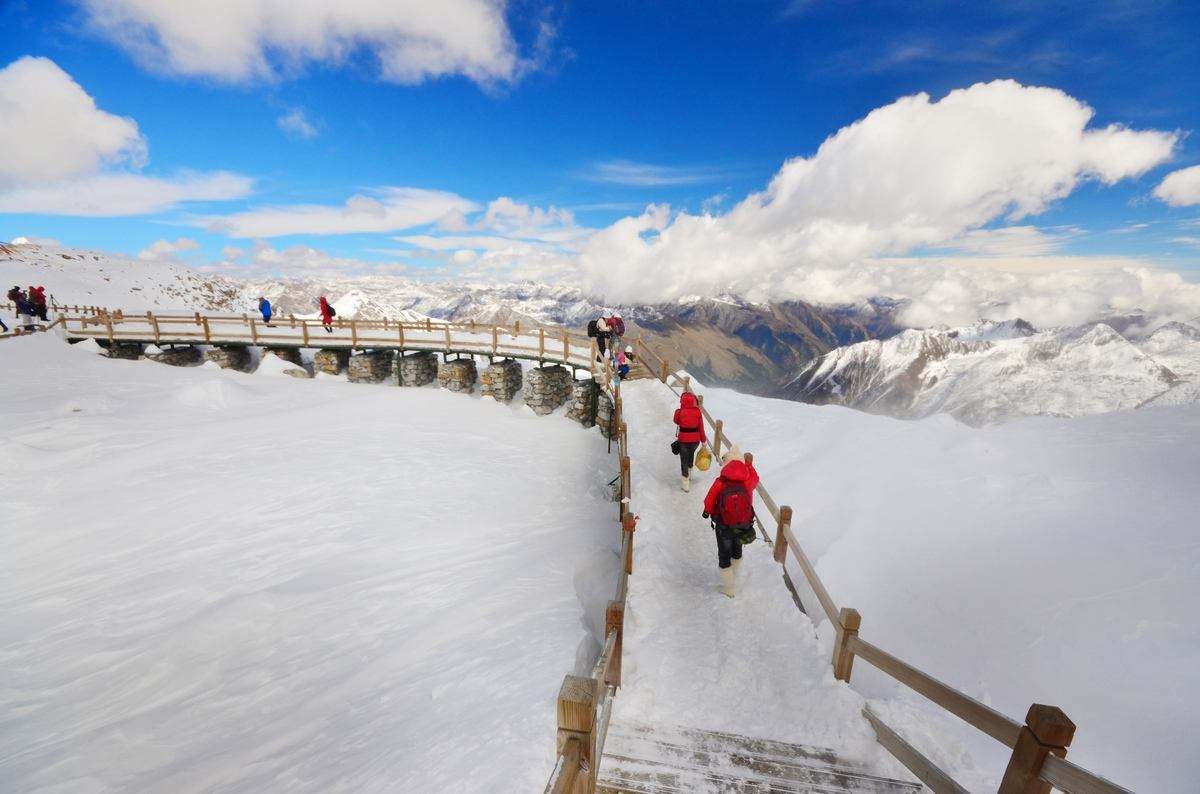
[715,479,755,531]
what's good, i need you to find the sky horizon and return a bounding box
[2,0,1199,325]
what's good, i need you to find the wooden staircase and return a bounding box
[597,723,922,793]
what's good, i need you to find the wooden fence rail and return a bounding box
[630,337,1135,794]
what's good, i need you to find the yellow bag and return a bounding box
[696,446,713,472]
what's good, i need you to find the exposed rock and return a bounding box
[481,359,523,402]
[204,346,252,371]
[566,378,600,427]
[106,341,144,360]
[146,345,203,366]
[314,348,350,375]
[396,350,437,386]
[524,365,573,415]
[348,350,394,383]
[438,358,477,393]
[265,347,304,366]
[597,392,617,439]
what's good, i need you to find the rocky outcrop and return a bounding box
[438,358,477,393]
[481,359,523,402]
[396,351,437,386]
[146,345,202,366]
[524,365,572,415]
[597,392,617,439]
[204,346,252,371]
[348,350,394,383]
[265,347,304,367]
[314,348,350,375]
[566,378,600,427]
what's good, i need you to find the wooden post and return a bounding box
[469,319,476,334]
[250,318,259,344]
[774,506,792,564]
[605,601,625,688]
[398,323,405,347]
[351,319,359,349]
[713,420,723,459]
[659,360,669,383]
[998,705,1075,794]
[620,455,631,500]
[492,325,499,355]
[148,312,161,344]
[539,328,546,359]
[513,319,520,337]
[556,675,597,794]
[621,512,637,575]
[682,375,691,392]
[193,311,201,327]
[289,314,296,329]
[201,316,211,343]
[832,607,861,682]
[425,317,432,332]
[445,324,452,352]
[105,314,115,343]
[562,328,570,363]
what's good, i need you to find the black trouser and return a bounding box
[678,441,698,475]
[597,334,609,356]
[714,525,743,569]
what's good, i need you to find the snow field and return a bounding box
[682,380,1200,792]
[0,334,621,792]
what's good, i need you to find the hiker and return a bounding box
[673,391,706,492]
[31,286,48,321]
[318,296,335,333]
[258,297,273,326]
[617,345,634,379]
[702,447,760,598]
[606,312,626,340]
[587,316,611,358]
[14,293,37,332]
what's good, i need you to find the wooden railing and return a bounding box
[631,339,1135,794]
[544,350,635,794]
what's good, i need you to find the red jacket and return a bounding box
[318,297,333,323]
[606,316,626,336]
[673,393,706,444]
[703,459,760,516]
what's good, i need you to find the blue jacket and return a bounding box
[259,299,272,316]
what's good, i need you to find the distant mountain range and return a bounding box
[5,241,1199,423]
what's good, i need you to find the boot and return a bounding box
[681,474,690,492]
[731,558,742,579]
[720,567,736,598]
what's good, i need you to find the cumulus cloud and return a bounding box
[1154,165,1200,207]
[79,0,529,87]
[580,80,1179,313]
[0,172,253,216]
[207,188,478,237]
[138,237,200,260]
[276,107,318,139]
[0,56,145,187]
[0,56,253,216]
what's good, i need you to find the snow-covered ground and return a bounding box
[658,379,1200,792]
[0,334,620,792]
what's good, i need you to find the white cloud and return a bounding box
[578,159,734,187]
[580,80,1179,313]
[138,237,200,260]
[0,56,146,187]
[1153,165,1200,207]
[276,107,317,139]
[934,225,1074,257]
[80,0,528,87]
[0,171,253,216]
[220,245,245,260]
[207,187,477,237]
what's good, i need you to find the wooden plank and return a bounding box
[301,320,310,346]
[773,506,791,563]
[832,608,861,682]
[351,319,359,348]
[1039,754,1133,794]
[862,706,969,794]
[782,525,839,623]
[850,636,1022,748]
[544,737,582,794]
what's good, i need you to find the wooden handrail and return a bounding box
[544,737,583,794]
[1039,754,1134,794]
[862,706,969,794]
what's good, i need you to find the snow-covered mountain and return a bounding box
[784,319,1200,425]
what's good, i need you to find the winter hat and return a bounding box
[597,318,608,331]
[720,445,744,465]
[624,345,633,354]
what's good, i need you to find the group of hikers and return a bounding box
[672,387,759,598]
[255,295,337,332]
[4,285,49,333]
[588,312,635,379]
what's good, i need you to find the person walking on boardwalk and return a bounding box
[258,297,273,326]
[318,296,335,333]
[673,392,706,492]
[702,446,759,598]
[616,345,634,379]
[31,286,48,322]
[587,316,610,359]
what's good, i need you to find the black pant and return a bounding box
[678,441,698,475]
[597,334,609,356]
[714,526,743,569]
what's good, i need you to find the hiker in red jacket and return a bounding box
[318,296,335,333]
[702,446,759,598]
[673,392,706,492]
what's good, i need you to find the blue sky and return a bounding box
[1,0,1199,312]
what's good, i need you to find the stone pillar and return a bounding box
[106,341,144,360]
[147,345,202,366]
[481,359,523,402]
[524,365,572,415]
[396,351,437,386]
[566,378,600,427]
[597,393,617,439]
[314,348,350,375]
[265,347,304,367]
[348,350,395,383]
[438,358,478,393]
[204,346,252,371]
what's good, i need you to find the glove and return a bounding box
[702,511,709,520]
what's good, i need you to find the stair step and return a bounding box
[598,723,920,794]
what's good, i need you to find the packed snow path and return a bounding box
[598,380,917,791]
